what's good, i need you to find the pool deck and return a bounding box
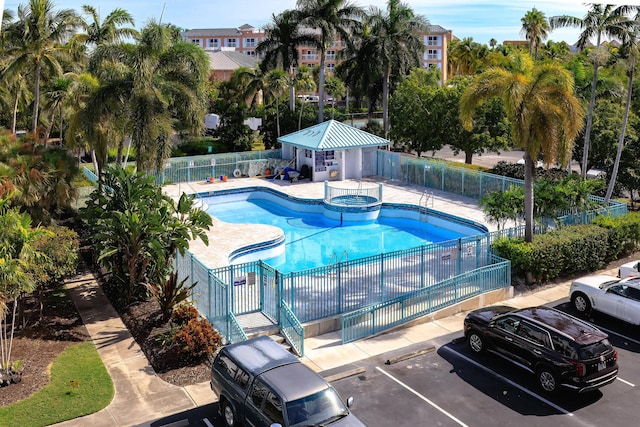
[163,176,502,270]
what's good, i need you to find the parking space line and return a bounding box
[440,346,574,417]
[375,366,469,427]
[617,377,636,387]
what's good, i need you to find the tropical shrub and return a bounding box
[171,304,199,326]
[173,318,221,361]
[592,212,640,261]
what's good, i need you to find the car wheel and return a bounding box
[572,292,592,315]
[537,367,558,393]
[468,330,485,354]
[222,400,236,427]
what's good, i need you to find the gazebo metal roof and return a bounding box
[277,120,390,151]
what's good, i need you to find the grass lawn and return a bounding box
[0,342,113,427]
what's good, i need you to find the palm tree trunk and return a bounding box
[289,66,296,111]
[276,102,281,137]
[605,60,635,202]
[524,151,535,243]
[298,100,305,130]
[11,91,19,134]
[382,65,391,140]
[32,62,42,132]
[318,52,326,123]
[581,34,602,179]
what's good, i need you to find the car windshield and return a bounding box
[286,387,349,427]
[600,279,621,289]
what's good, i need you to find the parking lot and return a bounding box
[330,299,640,427]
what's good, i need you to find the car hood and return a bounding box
[573,275,620,289]
[466,305,515,323]
[325,413,367,426]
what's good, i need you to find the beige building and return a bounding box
[182,23,454,85]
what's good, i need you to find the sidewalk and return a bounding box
[53,261,622,427]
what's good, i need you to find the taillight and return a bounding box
[614,350,618,361]
[571,360,586,377]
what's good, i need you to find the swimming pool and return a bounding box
[204,188,487,273]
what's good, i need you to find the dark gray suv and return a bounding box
[210,336,365,427]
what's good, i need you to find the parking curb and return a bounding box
[385,345,436,365]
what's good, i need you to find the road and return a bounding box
[151,296,640,426]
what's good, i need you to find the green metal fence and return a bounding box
[341,255,511,343]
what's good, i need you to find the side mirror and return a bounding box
[488,321,495,328]
[346,396,354,408]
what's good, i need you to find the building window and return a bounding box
[427,49,438,60]
[326,63,335,73]
[208,38,219,47]
[191,39,201,45]
[326,50,336,60]
[427,36,440,46]
[246,51,255,56]
[227,38,237,47]
[302,50,317,60]
[245,37,257,48]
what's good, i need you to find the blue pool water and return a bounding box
[206,196,472,273]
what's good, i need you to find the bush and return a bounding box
[171,304,199,326]
[493,224,608,282]
[174,137,225,156]
[173,318,222,361]
[593,212,640,261]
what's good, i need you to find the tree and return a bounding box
[296,0,364,124]
[460,53,584,243]
[606,24,639,202]
[90,21,209,172]
[364,0,428,139]
[324,74,345,119]
[520,7,550,60]
[448,37,486,76]
[266,69,290,137]
[80,166,211,305]
[295,66,317,128]
[255,10,318,111]
[550,4,637,178]
[4,0,79,132]
[72,5,137,48]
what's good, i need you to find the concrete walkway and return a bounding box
[52,259,623,427]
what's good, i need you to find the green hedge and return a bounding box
[493,212,640,284]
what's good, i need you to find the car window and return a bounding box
[550,335,578,358]
[495,316,520,334]
[263,391,284,425]
[607,284,627,297]
[251,380,269,408]
[516,321,551,347]
[236,368,250,389]
[217,353,239,379]
[626,287,640,302]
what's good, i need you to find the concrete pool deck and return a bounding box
[163,176,500,270]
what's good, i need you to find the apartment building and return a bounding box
[182,23,454,85]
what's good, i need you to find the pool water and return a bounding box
[207,198,469,273]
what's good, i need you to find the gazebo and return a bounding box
[277,120,390,182]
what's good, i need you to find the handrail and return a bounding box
[178,181,209,211]
[280,301,304,356]
[228,312,248,344]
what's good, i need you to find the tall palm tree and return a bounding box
[265,68,289,137]
[448,37,483,76]
[605,23,640,202]
[88,21,209,172]
[521,7,550,60]
[365,0,428,139]
[460,53,584,243]
[550,4,636,178]
[296,0,364,123]
[72,5,138,48]
[255,10,318,111]
[4,0,79,132]
[295,65,317,129]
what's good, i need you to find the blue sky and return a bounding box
[3,1,640,46]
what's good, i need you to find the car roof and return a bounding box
[260,362,330,403]
[514,306,607,344]
[224,336,300,376]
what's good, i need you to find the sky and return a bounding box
[3,1,640,46]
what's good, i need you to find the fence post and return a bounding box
[441,163,445,191]
[337,267,342,314]
[380,254,385,300]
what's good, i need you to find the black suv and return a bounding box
[210,336,365,427]
[463,305,618,393]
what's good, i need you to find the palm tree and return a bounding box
[324,74,345,119]
[265,68,289,137]
[72,5,138,48]
[364,0,428,139]
[255,10,318,111]
[550,4,636,178]
[295,65,317,129]
[605,23,640,202]
[460,53,584,243]
[296,0,364,123]
[88,21,209,172]
[448,37,483,76]
[521,7,550,60]
[4,0,79,132]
